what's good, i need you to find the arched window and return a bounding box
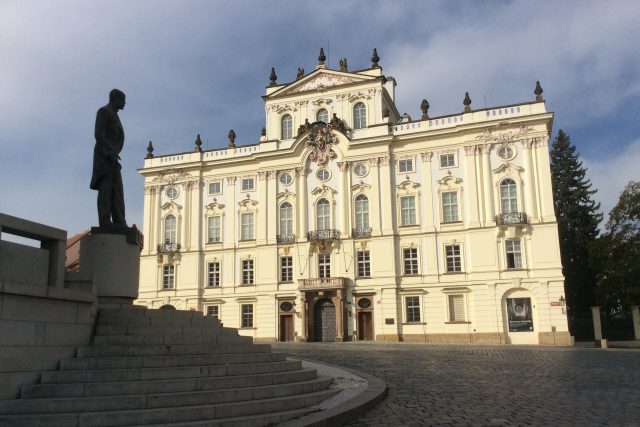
[316,109,329,123]
[316,198,330,230]
[500,179,518,213]
[354,194,369,229]
[281,114,293,140]
[279,202,293,235]
[353,103,366,129]
[164,214,176,244]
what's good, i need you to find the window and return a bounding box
[242,259,254,285]
[357,250,371,277]
[279,173,293,186]
[448,294,465,322]
[400,196,416,226]
[317,109,329,123]
[354,194,369,229]
[241,304,254,328]
[398,159,414,173]
[316,198,330,230]
[497,145,515,160]
[208,181,222,195]
[279,202,293,235]
[166,186,178,199]
[318,254,331,278]
[445,244,462,272]
[506,239,523,269]
[162,264,175,289]
[164,214,176,244]
[241,178,255,191]
[440,153,456,168]
[316,169,330,181]
[405,296,421,323]
[206,305,219,318]
[353,103,366,129]
[207,216,221,243]
[353,163,368,177]
[281,114,293,140]
[500,179,518,214]
[240,213,254,240]
[403,248,419,275]
[207,262,220,287]
[280,256,293,282]
[442,191,459,222]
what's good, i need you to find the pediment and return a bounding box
[161,201,182,211]
[493,163,523,175]
[311,184,337,197]
[270,70,374,97]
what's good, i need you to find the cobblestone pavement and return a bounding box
[273,342,640,427]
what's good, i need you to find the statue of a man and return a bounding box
[90,89,127,227]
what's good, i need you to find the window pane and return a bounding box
[506,239,523,269]
[317,199,330,230]
[442,192,459,222]
[281,115,292,140]
[355,195,369,228]
[319,254,331,278]
[400,196,416,226]
[242,259,254,285]
[280,203,293,235]
[445,245,462,272]
[403,248,418,275]
[241,304,253,328]
[353,103,366,129]
[164,215,176,244]
[406,296,421,322]
[281,256,293,282]
[500,179,518,214]
[357,250,370,277]
[241,213,254,240]
[163,265,174,289]
[206,306,219,318]
[242,178,254,191]
[208,262,220,287]
[448,295,465,321]
[208,216,220,243]
[317,109,329,123]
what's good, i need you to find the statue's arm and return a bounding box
[94,109,115,160]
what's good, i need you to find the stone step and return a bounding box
[95,316,218,328]
[0,377,333,414]
[21,368,319,398]
[60,351,287,370]
[98,308,202,320]
[93,333,219,346]
[95,324,219,336]
[40,360,303,384]
[76,343,269,358]
[0,389,338,427]
[131,406,319,427]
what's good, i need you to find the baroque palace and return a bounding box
[137,49,571,345]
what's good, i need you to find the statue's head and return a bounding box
[109,89,126,110]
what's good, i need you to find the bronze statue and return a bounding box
[91,89,127,228]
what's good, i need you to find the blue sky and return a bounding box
[1,0,639,237]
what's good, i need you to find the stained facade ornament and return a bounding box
[152,169,191,184]
[475,125,532,144]
[305,123,339,166]
[288,74,358,94]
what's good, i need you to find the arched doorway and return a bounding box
[313,299,336,342]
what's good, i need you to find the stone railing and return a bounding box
[307,229,340,241]
[298,277,346,290]
[496,212,528,225]
[352,227,373,238]
[276,234,295,244]
[157,243,181,253]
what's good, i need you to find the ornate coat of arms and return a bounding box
[305,122,338,166]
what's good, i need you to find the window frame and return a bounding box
[316,198,331,230]
[280,256,293,283]
[318,253,331,278]
[447,294,466,322]
[281,114,293,140]
[353,102,367,129]
[439,153,456,168]
[354,194,370,229]
[240,212,254,241]
[500,178,518,214]
[405,295,421,323]
[241,259,254,285]
[398,159,414,173]
[162,264,175,289]
[207,216,221,243]
[208,181,222,195]
[441,191,460,223]
[241,177,255,192]
[445,244,463,273]
[206,305,219,318]
[207,261,220,287]
[505,239,523,269]
[316,108,329,123]
[164,214,177,244]
[400,195,417,226]
[356,250,371,278]
[403,247,419,276]
[279,202,293,236]
[241,304,254,328]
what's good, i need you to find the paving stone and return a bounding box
[274,342,640,426]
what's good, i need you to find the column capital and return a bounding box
[420,151,433,162]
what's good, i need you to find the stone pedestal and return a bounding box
[80,227,143,307]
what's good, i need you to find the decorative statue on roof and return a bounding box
[339,58,348,72]
[91,89,127,228]
[297,118,311,136]
[421,99,430,119]
[296,67,305,79]
[330,113,347,133]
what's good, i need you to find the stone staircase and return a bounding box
[0,307,337,426]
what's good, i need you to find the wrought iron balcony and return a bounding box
[298,277,346,290]
[307,229,340,241]
[352,227,372,239]
[157,242,181,253]
[496,212,527,225]
[277,234,295,244]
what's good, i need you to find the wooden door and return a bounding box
[357,311,373,340]
[279,314,294,342]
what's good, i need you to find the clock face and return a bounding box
[316,169,331,181]
[166,186,178,199]
[358,298,372,309]
[354,163,368,177]
[280,301,293,312]
[279,173,293,186]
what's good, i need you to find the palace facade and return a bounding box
[137,50,571,345]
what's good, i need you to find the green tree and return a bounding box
[549,129,602,320]
[591,181,640,311]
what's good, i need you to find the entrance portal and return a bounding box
[357,311,373,340]
[279,314,294,342]
[313,299,336,342]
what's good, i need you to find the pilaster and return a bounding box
[378,155,394,234]
[266,171,277,245]
[480,144,495,226]
[296,167,309,239]
[521,139,538,223]
[463,146,481,228]
[420,152,435,232]
[369,157,382,236]
[256,171,268,244]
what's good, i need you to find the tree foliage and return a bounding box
[590,181,640,311]
[550,129,602,318]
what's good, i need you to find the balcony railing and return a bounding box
[352,227,372,238]
[307,229,340,241]
[157,242,181,253]
[496,212,527,225]
[277,234,295,244]
[298,277,346,290]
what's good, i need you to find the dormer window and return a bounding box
[353,103,367,129]
[281,114,293,140]
[316,109,329,123]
